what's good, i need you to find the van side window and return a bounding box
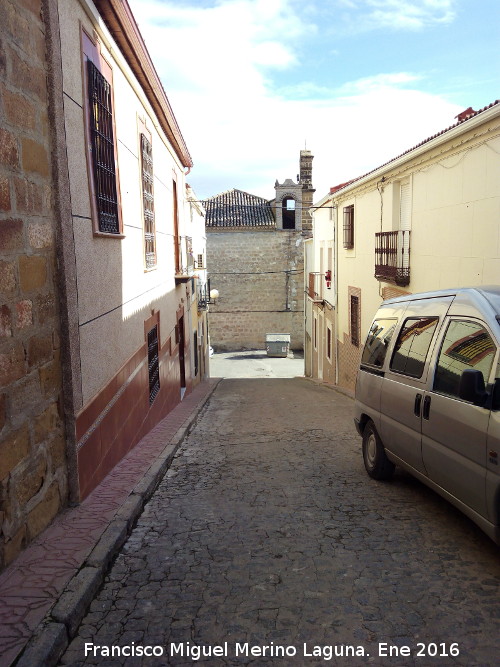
[433,320,496,398]
[361,319,397,368]
[390,317,438,378]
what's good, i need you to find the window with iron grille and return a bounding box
[147,324,160,404]
[350,295,360,347]
[87,59,120,234]
[140,133,156,268]
[343,204,354,249]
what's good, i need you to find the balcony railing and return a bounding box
[308,272,334,302]
[308,272,322,300]
[375,230,411,286]
[175,235,194,282]
[197,282,210,311]
[197,280,218,311]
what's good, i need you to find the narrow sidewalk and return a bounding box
[0,378,221,667]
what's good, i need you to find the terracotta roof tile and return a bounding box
[203,189,275,227]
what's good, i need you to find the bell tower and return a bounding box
[299,149,314,235]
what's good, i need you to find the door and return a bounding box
[421,318,496,517]
[486,399,500,523]
[380,316,440,473]
[178,315,186,393]
[318,313,324,380]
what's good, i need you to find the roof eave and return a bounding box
[329,102,500,200]
[93,0,193,168]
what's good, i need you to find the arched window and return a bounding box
[282,197,296,229]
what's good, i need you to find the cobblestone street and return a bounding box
[59,378,500,666]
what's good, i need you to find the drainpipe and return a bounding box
[333,201,339,386]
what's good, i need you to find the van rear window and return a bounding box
[361,319,397,368]
[390,317,438,378]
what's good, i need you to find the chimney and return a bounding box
[455,107,476,122]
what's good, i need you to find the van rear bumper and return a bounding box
[354,417,362,436]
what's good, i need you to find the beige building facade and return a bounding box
[306,101,500,394]
[0,0,208,569]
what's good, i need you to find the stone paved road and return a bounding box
[59,378,500,667]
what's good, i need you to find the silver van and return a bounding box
[354,286,500,545]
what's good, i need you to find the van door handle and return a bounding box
[414,393,422,416]
[423,395,431,420]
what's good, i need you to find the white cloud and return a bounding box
[128,0,462,201]
[352,0,457,31]
[336,72,425,95]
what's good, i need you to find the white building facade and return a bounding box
[57,0,209,498]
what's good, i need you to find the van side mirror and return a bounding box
[458,369,488,406]
[492,378,500,411]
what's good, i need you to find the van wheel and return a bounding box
[362,421,395,480]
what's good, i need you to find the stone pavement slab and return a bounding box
[59,377,500,667]
[0,379,220,667]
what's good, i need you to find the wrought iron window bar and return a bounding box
[87,59,120,234]
[141,133,156,268]
[147,324,160,404]
[175,235,194,282]
[197,280,217,311]
[307,272,323,301]
[375,230,411,286]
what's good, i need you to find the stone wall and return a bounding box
[207,228,305,351]
[0,0,67,569]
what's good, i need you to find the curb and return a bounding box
[301,375,355,399]
[15,379,221,667]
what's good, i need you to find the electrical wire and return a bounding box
[208,270,304,276]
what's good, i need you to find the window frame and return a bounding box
[389,316,439,379]
[361,318,398,369]
[173,178,181,273]
[282,196,296,230]
[433,318,498,399]
[350,294,360,347]
[81,28,124,238]
[138,120,156,270]
[326,325,332,362]
[343,204,354,249]
[144,311,161,404]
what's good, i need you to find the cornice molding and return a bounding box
[93,0,193,168]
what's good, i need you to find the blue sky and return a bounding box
[128,0,499,201]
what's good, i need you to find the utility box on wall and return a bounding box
[266,333,291,357]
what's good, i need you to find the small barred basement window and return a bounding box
[350,295,360,347]
[147,324,160,404]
